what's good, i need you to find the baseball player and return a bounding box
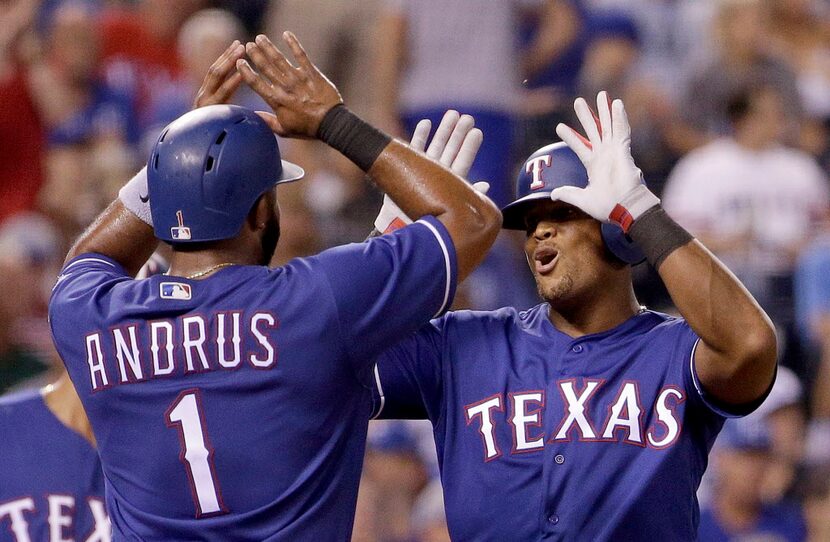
[0,372,110,542]
[47,34,500,540]
[370,92,778,541]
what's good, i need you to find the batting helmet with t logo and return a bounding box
[501,142,645,265]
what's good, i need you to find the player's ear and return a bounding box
[248,192,273,233]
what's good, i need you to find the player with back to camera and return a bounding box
[369,92,778,541]
[47,33,500,540]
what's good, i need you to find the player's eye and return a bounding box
[524,218,538,237]
[552,208,575,221]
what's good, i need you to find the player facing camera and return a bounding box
[146,104,302,266]
[502,141,642,307]
[368,91,778,540]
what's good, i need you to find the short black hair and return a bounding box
[726,82,778,125]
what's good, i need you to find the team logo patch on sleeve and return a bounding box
[160,282,192,300]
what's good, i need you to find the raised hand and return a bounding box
[236,32,343,138]
[410,111,483,177]
[193,40,246,109]
[553,91,659,232]
[374,110,488,234]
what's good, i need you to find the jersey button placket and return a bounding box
[571,344,583,353]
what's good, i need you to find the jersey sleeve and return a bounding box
[48,254,131,367]
[679,321,775,418]
[369,319,445,422]
[49,254,130,314]
[310,216,457,376]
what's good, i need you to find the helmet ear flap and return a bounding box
[600,223,645,265]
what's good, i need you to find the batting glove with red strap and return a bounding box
[552,91,659,233]
[374,110,489,234]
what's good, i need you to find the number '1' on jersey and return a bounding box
[48,217,457,541]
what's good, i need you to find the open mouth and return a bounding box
[534,247,559,275]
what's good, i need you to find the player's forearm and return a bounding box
[630,207,777,401]
[657,240,776,359]
[64,199,158,277]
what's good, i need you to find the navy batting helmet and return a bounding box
[502,142,644,265]
[147,105,304,243]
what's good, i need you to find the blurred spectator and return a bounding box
[758,367,807,503]
[796,463,830,542]
[0,213,62,394]
[356,421,430,542]
[698,365,806,508]
[794,228,830,466]
[580,0,715,99]
[27,2,136,237]
[518,0,588,158]
[208,0,268,37]
[0,258,48,394]
[373,0,544,311]
[267,0,379,124]
[30,2,135,144]
[576,12,640,101]
[698,418,808,541]
[767,0,830,167]
[410,480,450,542]
[264,0,381,258]
[572,11,681,197]
[374,0,535,209]
[662,84,829,329]
[142,7,247,150]
[0,0,45,224]
[767,0,830,122]
[678,0,802,151]
[99,0,205,129]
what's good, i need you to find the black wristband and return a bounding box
[317,105,392,172]
[628,206,694,269]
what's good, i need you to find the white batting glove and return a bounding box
[374,110,489,234]
[553,91,659,233]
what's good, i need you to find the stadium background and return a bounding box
[1,0,829,539]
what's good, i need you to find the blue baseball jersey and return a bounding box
[0,390,109,542]
[372,304,763,541]
[48,217,456,541]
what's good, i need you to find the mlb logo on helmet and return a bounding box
[171,210,192,241]
[160,282,192,300]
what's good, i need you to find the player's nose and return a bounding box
[532,220,557,241]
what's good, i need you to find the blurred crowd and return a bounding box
[2,0,830,540]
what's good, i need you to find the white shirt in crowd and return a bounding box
[662,137,829,276]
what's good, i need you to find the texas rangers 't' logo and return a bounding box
[171,210,192,240]
[526,155,552,190]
